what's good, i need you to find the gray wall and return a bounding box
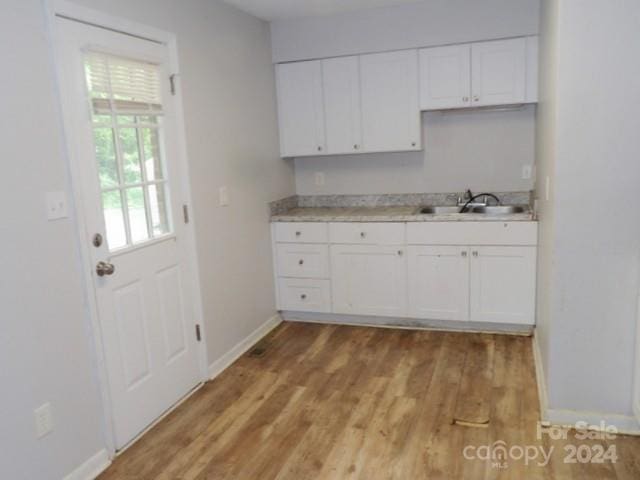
[271,0,540,63]
[1,0,293,477]
[536,0,640,421]
[296,106,536,195]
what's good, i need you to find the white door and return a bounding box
[276,60,326,157]
[322,56,363,154]
[419,44,471,110]
[360,50,421,153]
[471,38,527,107]
[469,246,536,325]
[331,245,407,317]
[55,19,202,449]
[408,246,470,321]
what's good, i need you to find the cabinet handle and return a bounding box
[472,251,479,257]
[298,259,304,265]
[473,96,480,102]
[461,251,467,257]
[462,96,469,102]
[397,250,403,256]
[354,144,359,150]
[360,232,367,238]
[317,146,323,152]
[411,142,417,147]
[295,231,301,237]
[300,294,307,300]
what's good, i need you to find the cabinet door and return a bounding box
[419,44,471,110]
[408,246,470,321]
[360,50,421,153]
[276,60,326,157]
[322,56,362,154]
[331,245,407,317]
[469,246,536,325]
[471,38,526,107]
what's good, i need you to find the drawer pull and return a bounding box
[295,231,301,237]
[461,251,467,257]
[360,232,366,238]
[300,294,307,300]
[298,259,304,265]
[472,251,479,257]
[397,250,403,256]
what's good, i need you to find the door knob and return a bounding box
[96,261,115,277]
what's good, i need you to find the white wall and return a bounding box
[0,1,106,478]
[67,0,295,369]
[536,0,640,423]
[1,0,293,477]
[296,106,535,195]
[271,0,540,63]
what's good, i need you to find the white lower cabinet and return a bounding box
[273,221,537,327]
[331,244,407,317]
[278,278,331,313]
[469,246,536,325]
[408,246,470,321]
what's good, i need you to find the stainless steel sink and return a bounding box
[419,205,527,215]
[469,205,526,214]
[418,206,462,214]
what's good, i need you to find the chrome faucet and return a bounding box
[457,189,501,213]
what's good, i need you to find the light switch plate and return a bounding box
[522,165,532,180]
[314,172,325,186]
[219,186,229,206]
[45,191,68,220]
[34,403,54,439]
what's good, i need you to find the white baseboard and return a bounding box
[532,330,549,421]
[533,330,640,436]
[208,314,282,380]
[63,449,111,480]
[544,408,640,436]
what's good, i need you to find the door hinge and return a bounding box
[195,324,201,342]
[169,73,178,96]
[183,204,190,224]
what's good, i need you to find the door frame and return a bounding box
[45,0,209,456]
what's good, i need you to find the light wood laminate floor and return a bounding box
[99,322,640,479]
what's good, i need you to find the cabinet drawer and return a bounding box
[276,244,329,278]
[274,222,328,243]
[329,222,405,245]
[407,222,537,246]
[277,278,331,312]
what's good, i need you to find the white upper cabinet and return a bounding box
[276,60,326,157]
[471,37,527,107]
[419,36,536,111]
[360,50,421,153]
[322,56,363,154]
[419,44,471,110]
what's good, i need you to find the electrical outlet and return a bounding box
[314,172,325,187]
[34,403,53,439]
[522,165,532,180]
[45,191,68,220]
[219,186,229,207]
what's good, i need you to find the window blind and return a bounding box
[84,51,163,115]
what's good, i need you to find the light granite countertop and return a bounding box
[271,206,536,222]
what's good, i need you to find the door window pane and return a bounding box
[102,190,127,249]
[119,128,143,184]
[126,187,149,243]
[142,128,163,181]
[94,128,119,188]
[148,184,170,236]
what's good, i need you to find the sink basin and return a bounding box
[419,206,462,215]
[469,205,526,215]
